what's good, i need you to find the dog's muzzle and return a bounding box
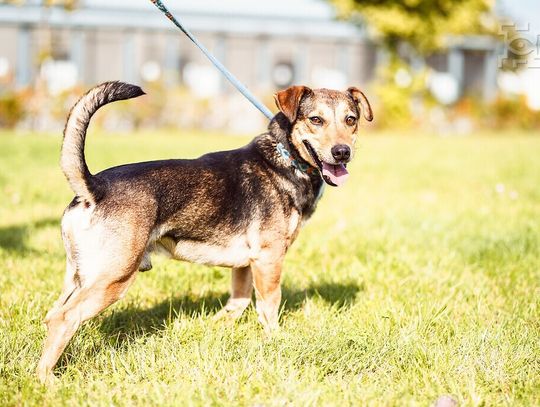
[303,140,350,187]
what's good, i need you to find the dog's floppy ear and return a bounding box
[274,85,312,123]
[347,87,373,122]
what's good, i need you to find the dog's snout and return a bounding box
[331,144,351,163]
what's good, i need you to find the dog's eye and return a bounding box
[309,116,323,126]
[345,116,357,126]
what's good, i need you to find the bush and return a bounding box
[0,92,25,128]
[372,60,431,129]
[488,95,540,130]
[452,95,540,131]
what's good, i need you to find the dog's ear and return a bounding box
[347,87,373,122]
[274,85,312,123]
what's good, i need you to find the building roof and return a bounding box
[0,0,366,40]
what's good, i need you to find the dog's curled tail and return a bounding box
[61,81,145,204]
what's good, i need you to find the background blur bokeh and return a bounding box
[0,0,539,133]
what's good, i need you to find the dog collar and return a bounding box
[276,142,316,174]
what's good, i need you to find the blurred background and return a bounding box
[0,0,539,133]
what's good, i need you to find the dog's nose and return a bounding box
[331,144,351,163]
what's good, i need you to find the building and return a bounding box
[0,1,373,93]
[0,0,501,131]
[0,0,500,93]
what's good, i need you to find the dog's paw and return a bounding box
[213,298,251,321]
[37,368,58,386]
[261,322,280,336]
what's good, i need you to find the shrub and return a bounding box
[0,92,25,128]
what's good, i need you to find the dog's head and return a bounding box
[274,85,373,187]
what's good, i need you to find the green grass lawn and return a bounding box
[0,129,539,406]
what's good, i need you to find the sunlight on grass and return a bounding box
[0,130,539,405]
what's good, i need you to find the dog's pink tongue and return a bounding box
[322,162,349,186]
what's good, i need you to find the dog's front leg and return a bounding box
[214,266,253,320]
[251,256,283,334]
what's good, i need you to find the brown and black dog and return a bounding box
[37,81,372,383]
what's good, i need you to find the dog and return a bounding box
[36,81,372,383]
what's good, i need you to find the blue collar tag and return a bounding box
[276,142,314,174]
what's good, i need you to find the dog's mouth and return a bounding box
[302,140,349,187]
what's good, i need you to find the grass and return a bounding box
[0,128,539,406]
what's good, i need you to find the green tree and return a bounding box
[332,0,499,127]
[332,0,497,55]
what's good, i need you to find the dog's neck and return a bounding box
[268,113,317,175]
[251,113,324,218]
[275,143,316,174]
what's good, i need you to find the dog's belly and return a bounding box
[157,235,252,268]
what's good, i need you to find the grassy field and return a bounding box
[0,129,539,406]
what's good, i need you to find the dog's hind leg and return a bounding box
[214,266,253,320]
[44,263,78,326]
[36,265,138,384]
[36,217,149,384]
[44,230,81,322]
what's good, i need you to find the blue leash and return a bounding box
[149,0,275,120]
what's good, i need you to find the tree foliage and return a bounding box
[332,0,497,55]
